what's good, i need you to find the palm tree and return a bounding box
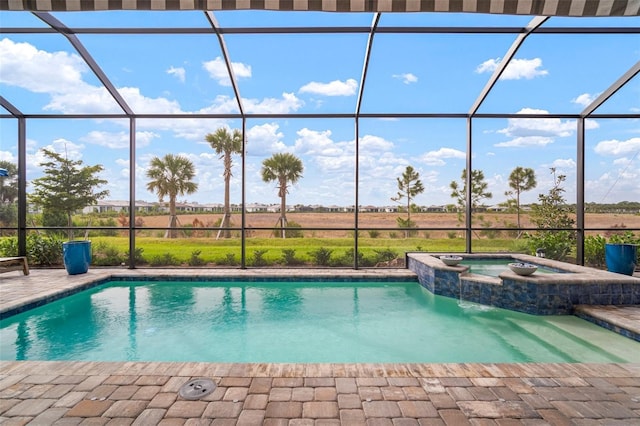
[261,153,303,238]
[146,154,198,238]
[505,166,536,232]
[205,127,243,239]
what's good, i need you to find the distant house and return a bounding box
[246,203,268,213]
[422,205,447,212]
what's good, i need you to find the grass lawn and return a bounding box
[90,235,526,267]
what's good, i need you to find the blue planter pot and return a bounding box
[605,243,637,276]
[63,240,91,275]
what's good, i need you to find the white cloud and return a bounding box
[494,136,554,148]
[392,73,418,84]
[494,108,598,148]
[244,93,304,114]
[167,66,186,83]
[594,137,640,156]
[81,130,157,149]
[202,56,251,86]
[420,147,466,166]
[551,158,577,169]
[299,79,358,96]
[476,57,548,80]
[0,38,87,93]
[571,92,598,107]
[0,151,15,162]
[359,135,395,152]
[245,123,288,156]
[294,128,340,156]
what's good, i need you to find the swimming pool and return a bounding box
[2,279,638,363]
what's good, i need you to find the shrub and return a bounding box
[272,221,304,238]
[373,248,398,264]
[218,252,239,266]
[447,231,457,239]
[309,247,332,266]
[25,234,64,265]
[33,234,63,265]
[584,235,606,268]
[0,236,18,257]
[149,253,181,266]
[281,248,303,266]
[125,247,146,265]
[188,250,206,266]
[525,230,575,261]
[250,249,269,267]
[388,232,398,239]
[368,230,380,238]
[92,241,125,266]
[331,248,372,267]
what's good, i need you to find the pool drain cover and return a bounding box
[179,378,217,400]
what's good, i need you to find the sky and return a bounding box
[0,10,639,209]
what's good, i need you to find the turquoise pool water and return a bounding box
[459,258,562,277]
[1,280,637,363]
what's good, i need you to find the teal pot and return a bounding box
[604,243,637,276]
[63,240,91,275]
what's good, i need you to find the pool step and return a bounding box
[504,317,629,363]
[542,316,640,362]
[472,316,574,362]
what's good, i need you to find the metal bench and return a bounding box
[0,257,30,275]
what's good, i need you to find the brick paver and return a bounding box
[3,361,637,424]
[1,270,639,424]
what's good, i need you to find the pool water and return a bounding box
[1,280,637,363]
[459,258,560,277]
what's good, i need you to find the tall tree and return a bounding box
[205,127,243,239]
[527,168,575,260]
[146,154,198,238]
[0,160,18,204]
[0,161,18,231]
[391,165,424,237]
[29,148,109,240]
[505,166,537,231]
[450,168,492,221]
[261,153,303,238]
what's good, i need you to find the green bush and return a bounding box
[309,247,332,266]
[330,248,371,267]
[218,252,239,266]
[149,252,181,266]
[281,248,303,266]
[24,234,64,265]
[272,221,304,238]
[584,235,606,268]
[525,230,575,261]
[92,241,125,266]
[125,247,146,265]
[250,249,269,267]
[368,230,380,238]
[188,249,206,266]
[373,248,398,264]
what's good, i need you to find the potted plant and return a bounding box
[29,148,109,275]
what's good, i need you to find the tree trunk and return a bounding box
[279,181,287,239]
[67,212,74,240]
[167,196,177,238]
[221,152,232,239]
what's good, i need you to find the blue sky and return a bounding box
[1,10,639,209]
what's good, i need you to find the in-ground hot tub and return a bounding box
[407,253,640,316]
